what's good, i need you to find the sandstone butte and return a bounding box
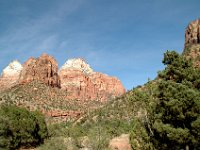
[19,53,61,87]
[185,18,200,48]
[59,58,126,101]
[184,18,200,67]
[0,54,125,101]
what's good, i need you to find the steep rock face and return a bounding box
[59,69,97,100]
[89,72,126,99]
[184,44,200,67]
[59,58,125,101]
[0,60,23,89]
[59,58,97,100]
[185,18,200,48]
[19,54,60,87]
[0,56,125,101]
[184,19,200,67]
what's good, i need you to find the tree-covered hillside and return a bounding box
[60,50,200,150]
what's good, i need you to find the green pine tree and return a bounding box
[152,51,200,150]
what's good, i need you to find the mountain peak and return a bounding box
[19,54,60,87]
[0,56,125,101]
[2,60,23,77]
[185,18,200,48]
[60,58,93,74]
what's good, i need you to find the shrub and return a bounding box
[38,137,72,150]
[0,105,48,149]
[130,118,154,150]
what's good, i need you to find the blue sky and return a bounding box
[0,0,200,90]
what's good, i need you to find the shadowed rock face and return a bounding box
[185,18,200,48]
[19,54,60,87]
[59,58,126,101]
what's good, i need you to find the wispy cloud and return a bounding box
[0,0,85,58]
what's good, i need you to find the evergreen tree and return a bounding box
[152,51,200,150]
[0,105,48,149]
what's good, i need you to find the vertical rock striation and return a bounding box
[19,53,60,87]
[185,18,200,48]
[184,18,200,67]
[59,58,125,101]
[0,55,125,101]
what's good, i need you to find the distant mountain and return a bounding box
[0,53,125,122]
[0,60,22,89]
[0,54,125,101]
[59,58,125,101]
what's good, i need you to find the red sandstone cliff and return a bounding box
[0,56,125,101]
[19,53,60,87]
[59,58,125,101]
[89,72,126,100]
[185,18,200,48]
[184,18,200,67]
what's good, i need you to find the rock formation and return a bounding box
[185,18,200,48]
[0,60,23,89]
[184,19,200,67]
[59,58,97,100]
[19,53,60,87]
[89,72,126,99]
[60,58,93,74]
[0,55,125,101]
[59,58,125,101]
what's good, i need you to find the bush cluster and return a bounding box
[0,105,48,149]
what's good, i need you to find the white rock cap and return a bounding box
[60,58,93,74]
[1,60,23,77]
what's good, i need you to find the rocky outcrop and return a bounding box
[89,72,126,100]
[44,110,83,122]
[184,19,200,67]
[0,60,23,89]
[19,53,60,87]
[185,18,200,48]
[59,58,125,101]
